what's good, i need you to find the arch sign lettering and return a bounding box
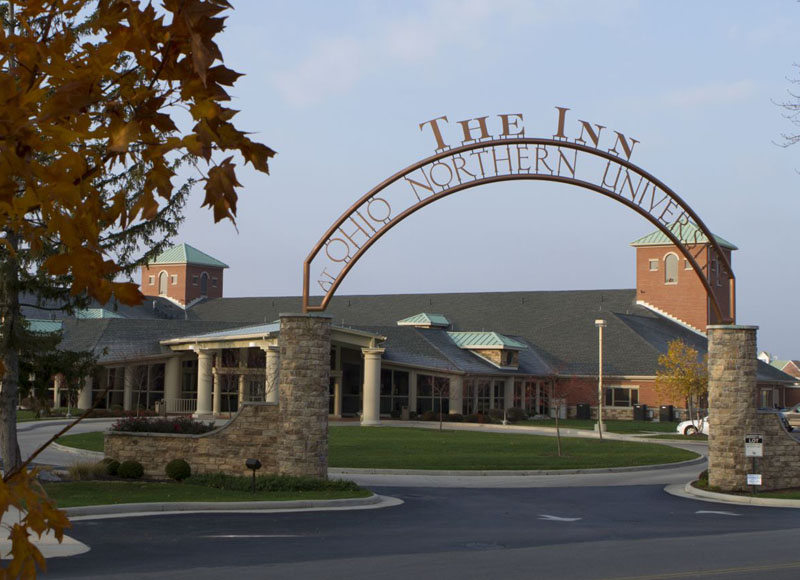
[303,107,735,323]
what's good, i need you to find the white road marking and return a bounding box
[538,514,582,522]
[695,510,741,516]
[200,534,302,539]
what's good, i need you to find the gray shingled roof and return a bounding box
[44,288,794,383]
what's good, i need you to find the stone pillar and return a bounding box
[78,375,93,409]
[163,355,181,412]
[449,375,464,414]
[361,348,384,426]
[123,365,135,411]
[278,314,330,478]
[504,377,515,410]
[195,350,213,418]
[265,345,280,404]
[212,350,223,416]
[53,374,64,408]
[707,325,759,492]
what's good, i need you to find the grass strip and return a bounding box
[43,481,371,508]
[329,426,697,470]
[58,432,105,452]
[61,428,698,470]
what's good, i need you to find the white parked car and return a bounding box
[676,416,709,436]
[782,403,800,429]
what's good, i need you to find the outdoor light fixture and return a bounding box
[246,458,262,494]
[595,319,607,439]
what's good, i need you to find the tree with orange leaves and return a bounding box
[0,1,273,574]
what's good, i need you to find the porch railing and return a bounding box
[165,398,197,414]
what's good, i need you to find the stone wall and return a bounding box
[104,314,333,479]
[105,403,279,477]
[708,325,800,491]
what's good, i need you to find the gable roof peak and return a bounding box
[149,243,229,268]
[630,221,737,251]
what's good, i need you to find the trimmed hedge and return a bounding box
[186,473,361,493]
[117,460,144,479]
[111,416,216,434]
[165,459,192,481]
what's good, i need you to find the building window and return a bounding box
[192,275,199,286]
[648,259,658,271]
[605,386,639,407]
[416,374,449,414]
[158,271,168,295]
[664,254,678,284]
[148,275,154,285]
[380,369,409,416]
[212,277,218,288]
[171,275,177,285]
[684,259,692,270]
[200,272,209,296]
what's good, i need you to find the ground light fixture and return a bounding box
[595,319,607,439]
[246,458,262,494]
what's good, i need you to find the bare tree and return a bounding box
[777,63,800,151]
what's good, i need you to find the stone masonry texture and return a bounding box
[708,326,800,491]
[105,314,333,479]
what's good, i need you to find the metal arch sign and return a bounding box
[302,107,735,322]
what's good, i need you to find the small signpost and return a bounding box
[745,434,763,495]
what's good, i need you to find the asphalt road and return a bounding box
[43,482,800,580]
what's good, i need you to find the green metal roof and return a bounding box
[75,308,124,319]
[148,244,229,268]
[26,319,63,334]
[447,331,527,350]
[630,222,738,250]
[397,313,450,327]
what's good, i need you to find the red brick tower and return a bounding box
[140,244,228,306]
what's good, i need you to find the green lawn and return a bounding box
[58,432,105,452]
[43,481,371,508]
[329,426,697,470]
[60,427,698,470]
[522,419,680,434]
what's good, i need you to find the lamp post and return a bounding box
[595,319,606,440]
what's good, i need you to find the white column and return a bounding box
[332,374,343,417]
[194,350,213,417]
[164,356,181,412]
[238,347,248,407]
[78,375,93,409]
[265,346,280,403]
[212,349,222,416]
[361,348,384,426]
[53,374,64,408]
[449,375,464,414]
[123,366,135,411]
[409,370,418,413]
[504,377,515,410]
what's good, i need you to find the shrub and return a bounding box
[111,416,215,434]
[117,460,144,479]
[186,473,362,493]
[446,413,463,423]
[165,459,192,482]
[505,407,528,422]
[488,409,505,421]
[96,457,120,476]
[465,413,481,423]
[68,461,98,481]
[421,411,439,421]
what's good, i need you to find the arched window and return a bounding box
[158,271,168,295]
[664,254,678,284]
[200,272,209,295]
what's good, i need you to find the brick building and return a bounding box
[30,225,796,421]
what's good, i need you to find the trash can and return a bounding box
[633,404,648,421]
[401,406,410,421]
[576,402,591,420]
[659,405,674,422]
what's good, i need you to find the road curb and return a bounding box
[665,482,800,508]
[330,454,706,477]
[50,442,104,460]
[64,493,401,519]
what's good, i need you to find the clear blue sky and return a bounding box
[175,0,799,357]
